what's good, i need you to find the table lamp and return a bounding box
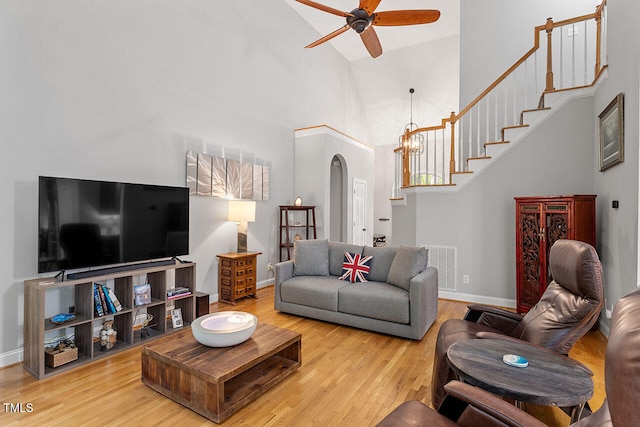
[228,200,256,253]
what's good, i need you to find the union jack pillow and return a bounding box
[339,252,373,283]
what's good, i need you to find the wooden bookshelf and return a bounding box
[23,261,196,380]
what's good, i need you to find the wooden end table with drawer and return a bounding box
[217,252,261,305]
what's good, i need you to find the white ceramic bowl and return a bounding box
[191,311,257,347]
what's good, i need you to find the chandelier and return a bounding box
[398,88,425,155]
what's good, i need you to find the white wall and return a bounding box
[0,1,371,362]
[459,0,600,106]
[351,33,461,148]
[294,127,375,245]
[373,144,396,244]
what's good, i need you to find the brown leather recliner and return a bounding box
[376,287,640,427]
[376,380,546,427]
[431,239,604,408]
[572,286,640,427]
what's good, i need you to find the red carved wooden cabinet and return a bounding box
[514,195,596,314]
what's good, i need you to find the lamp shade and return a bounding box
[228,200,256,223]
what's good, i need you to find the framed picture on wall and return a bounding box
[599,92,624,171]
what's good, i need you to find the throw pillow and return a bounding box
[386,246,428,290]
[328,242,365,276]
[363,246,398,282]
[339,251,373,283]
[293,239,329,276]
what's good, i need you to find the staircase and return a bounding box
[393,1,608,196]
[450,78,607,191]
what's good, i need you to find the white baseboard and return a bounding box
[0,348,23,369]
[439,290,516,309]
[2,280,278,370]
[257,278,274,289]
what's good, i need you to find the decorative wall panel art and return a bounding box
[186,151,270,201]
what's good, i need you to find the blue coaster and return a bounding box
[503,354,529,368]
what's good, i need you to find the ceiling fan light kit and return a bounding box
[296,0,440,58]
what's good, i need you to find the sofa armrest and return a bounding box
[409,266,438,339]
[464,304,523,335]
[274,260,294,310]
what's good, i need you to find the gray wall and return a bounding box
[294,129,375,244]
[395,96,595,307]
[0,1,371,362]
[592,0,640,329]
[394,0,640,329]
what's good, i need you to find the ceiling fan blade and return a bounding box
[373,10,441,26]
[360,27,382,58]
[359,0,382,15]
[295,0,353,18]
[305,25,350,48]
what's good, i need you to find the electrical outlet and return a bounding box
[568,26,579,37]
[68,305,75,314]
[267,263,274,272]
[604,298,613,318]
[463,275,470,284]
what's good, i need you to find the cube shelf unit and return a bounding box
[23,261,196,380]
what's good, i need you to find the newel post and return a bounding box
[544,17,556,92]
[448,111,457,184]
[594,8,602,76]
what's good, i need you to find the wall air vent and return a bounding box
[425,245,457,292]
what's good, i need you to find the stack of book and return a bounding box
[167,287,191,300]
[94,282,123,316]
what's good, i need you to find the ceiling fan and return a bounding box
[296,0,441,58]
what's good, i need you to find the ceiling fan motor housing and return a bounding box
[347,8,373,33]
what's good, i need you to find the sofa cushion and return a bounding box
[339,281,410,324]
[387,246,428,291]
[328,242,364,276]
[293,239,329,276]
[280,276,349,311]
[338,252,373,283]
[363,246,398,282]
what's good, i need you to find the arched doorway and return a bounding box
[330,155,347,242]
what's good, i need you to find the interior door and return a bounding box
[352,179,367,245]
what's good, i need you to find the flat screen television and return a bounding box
[38,176,189,275]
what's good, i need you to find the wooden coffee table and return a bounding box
[447,338,593,422]
[141,323,301,423]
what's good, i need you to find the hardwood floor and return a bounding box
[1,286,607,426]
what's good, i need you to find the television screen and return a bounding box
[38,176,189,274]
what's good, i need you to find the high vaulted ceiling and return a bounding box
[285,0,461,147]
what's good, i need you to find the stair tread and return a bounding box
[502,124,530,130]
[485,141,510,146]
[522,107,551,113]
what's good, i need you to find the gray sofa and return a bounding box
[274,240,438,340]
